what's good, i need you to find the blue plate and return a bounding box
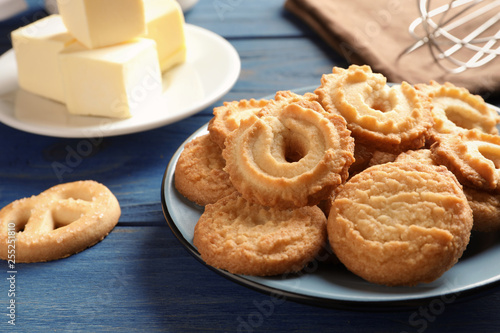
[161,87,500,307]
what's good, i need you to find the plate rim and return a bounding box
[160,86,500,308]
[0,23,241,138]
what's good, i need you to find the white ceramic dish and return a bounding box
[161,88,500,307]
[0,24,240,138]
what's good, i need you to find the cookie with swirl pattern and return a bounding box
[315,65,433,153]
[193,192,327,276]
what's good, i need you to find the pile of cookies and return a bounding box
[175,64,500,286]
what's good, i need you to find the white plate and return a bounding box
[0,24,240,138]
[161,88,500,307]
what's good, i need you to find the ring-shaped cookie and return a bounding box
[416,81,499,137]
[431,129,500,192]
[315,65,433,153]
[0,181,121,263]
[208,98,270,149]
[208,91,321,150]
[328,162,472,286]
[223,102,354,208]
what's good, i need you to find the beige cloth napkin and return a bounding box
[285,0,500,94]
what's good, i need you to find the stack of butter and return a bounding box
[11,0,186,119]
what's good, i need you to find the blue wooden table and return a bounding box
[1,1,500,332]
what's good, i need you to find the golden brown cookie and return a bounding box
[328,162,473,286]
[347,141,375,175]
[208,98,270,149]
[431,129,500,193]
[223,102,355,208]
[193,192,327,276]
[394,148,437,165]
[0,181,121,263]
[415,80,499,138]
[315,65,433,153]
[175,134,236,206]
[367,150,398,167]
[258,90,323,117]
[395,148,500,232]
[463,187,500,232]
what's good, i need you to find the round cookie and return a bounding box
[395,148,500,232]
[0,180,121,263]
[223,102,354,208]
[175,134,236,206]
[315,65,433,153]
[193,192,327,276]
[328,162,473,286]
[463,187,500,232]
[394,148,437,165]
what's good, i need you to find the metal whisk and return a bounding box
[399,0,500,73]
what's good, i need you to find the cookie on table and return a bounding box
[174,133,236,206]
[193,192,327,276]
[328,162,473,286]
[0,180,121,263]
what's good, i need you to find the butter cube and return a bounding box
[11,14,75,103]
[56,0,146,49]
[144,0,186,72]
[59,38,162,119]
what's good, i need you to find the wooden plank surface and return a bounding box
[1,0,500,332]
[11,226,500,332]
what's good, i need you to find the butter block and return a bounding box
[59,38,162,119]
[144,0,186,72]
[56,0,146,49]
[11,14,75,103]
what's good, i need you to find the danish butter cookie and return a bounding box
[258,90,323,117]
[431,129,500,192]
[223,103,354,208]
[396,148,500,231]
[328,162,473,286]
[315,65,433,153]
[348,141,375,175]
[416,81,499,137]
[193,192,327,276]
[394,148,437,165]
[0,181,121,263]
[208,98,270,149]
[175,134,236,206]
[463,187,500,232]
[367,151,398,167]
